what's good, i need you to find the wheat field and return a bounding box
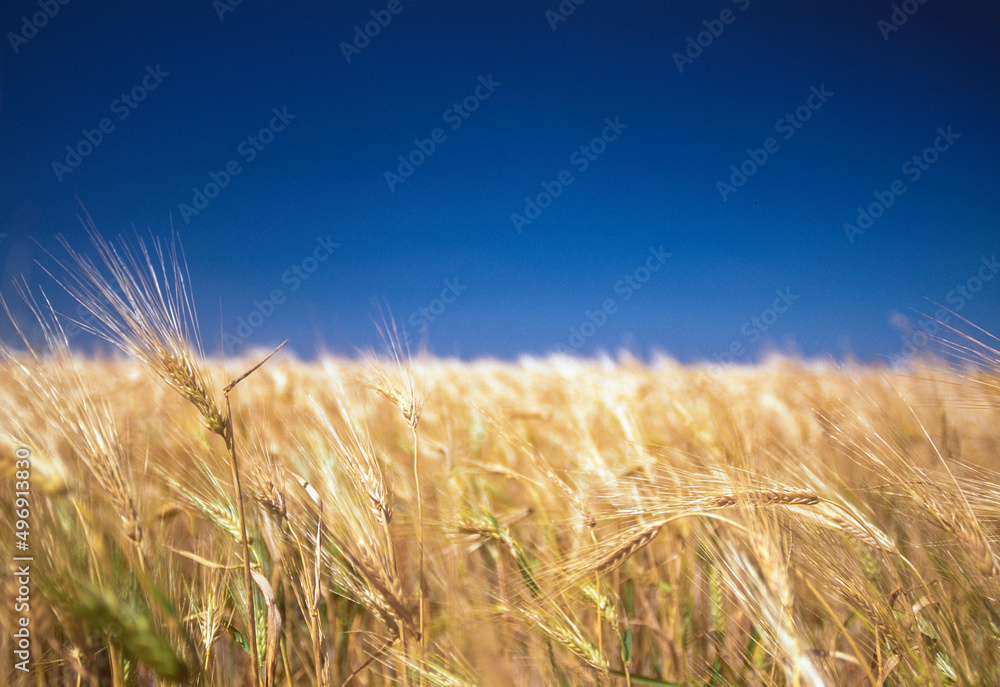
[2,233,1000,686]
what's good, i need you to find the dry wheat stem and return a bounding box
[222,390,260,687]
[216,340,289,687]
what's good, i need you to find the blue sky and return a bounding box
[1,1,997,364]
